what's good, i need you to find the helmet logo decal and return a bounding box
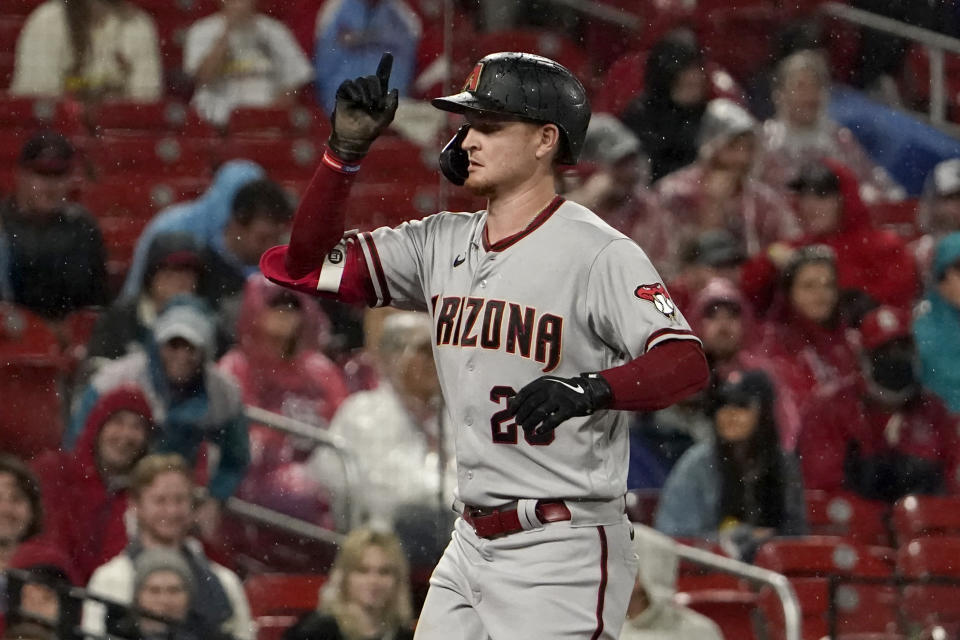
[462,63,484,92]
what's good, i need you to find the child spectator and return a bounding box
[742,160,918,315]
[914,232,960,413]
[68,297,250,514]
[313,0,421,115]
[656,99,799,259]
[755,50,903,203]
[84,454,252,640]
[184,0,314,126]
[31,386,153,583]
[620,29,708,183]
[88,233,203,361]
[123,160,264,302]
[655,371,806,561]
[801,306,960,500]
[0,131,107,319]
[10,0,161,101]
[284,528,413,640]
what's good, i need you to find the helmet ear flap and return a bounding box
[439,125,471,186]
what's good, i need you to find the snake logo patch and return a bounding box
[635,283,676,318]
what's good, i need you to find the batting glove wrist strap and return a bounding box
[506,372,613,437]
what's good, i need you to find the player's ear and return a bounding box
[535,123,561,162]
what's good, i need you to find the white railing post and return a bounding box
[929,46,947,125]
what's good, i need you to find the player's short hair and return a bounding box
[0,454,43,541]
[129,454,192,499]
[230,179,293,226]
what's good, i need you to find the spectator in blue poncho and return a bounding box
[67,296,249,522]
[121,160,264,300]
[313,0,420,115]
[914,232,960,413]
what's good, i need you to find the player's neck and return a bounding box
[484,175,558,246]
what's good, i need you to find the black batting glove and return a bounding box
[506,373,613,437]
[329,52,400,163]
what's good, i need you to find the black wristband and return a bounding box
[581,372,614,412]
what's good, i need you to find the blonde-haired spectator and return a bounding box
[284,528,414,640]
[10,0,161,101]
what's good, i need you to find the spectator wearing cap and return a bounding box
[912,159,960,282]
[10,0,161,101]
[665,229,747,313]
[757,245,859,426]
[122,160,264,302]
[0,456,43,576]
[801,305,960,500]
[561,114,674,274]
[67,296,249,511]
[619,525,723,640]
[741,160,918,316]
[620,29,709,183]
[0,131,107,319]
[656,98,799,261]
[31,386,153,583]
[313,0,421,115]
[914,232,960,414]
[84,454,252,640]
[218,276,346,525]
[88,233,204,362]
[754,50,904,203]
[184,0,314,126]
[655,370,806,561]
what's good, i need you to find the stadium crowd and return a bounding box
[1,0,960,638]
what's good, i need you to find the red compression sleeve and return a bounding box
[599,339,710,412]
[284,148,360,278]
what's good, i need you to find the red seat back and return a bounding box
[805,491,891,547]
[893,495,960,544]
[243,573,327,618]
[754,537,894,578]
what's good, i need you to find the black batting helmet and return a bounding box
[432,52,591,165]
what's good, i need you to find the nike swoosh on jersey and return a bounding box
[453,254,466,267]
[550,380,584,394]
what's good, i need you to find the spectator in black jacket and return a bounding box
[88,232,204,361]
[0,131,107,319]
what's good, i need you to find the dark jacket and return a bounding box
[283,612,414,640]
[0,196,107,318]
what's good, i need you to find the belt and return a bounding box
[462,500,571,539]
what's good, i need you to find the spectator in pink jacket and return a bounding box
[656,98,800,264]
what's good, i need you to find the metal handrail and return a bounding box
[670,541,802,640]
[820,2,960,125]
[231,406,364,535]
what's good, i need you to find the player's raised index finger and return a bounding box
[376,53,393,92]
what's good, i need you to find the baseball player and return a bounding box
[261,52,709,640]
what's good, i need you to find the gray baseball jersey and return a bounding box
[320,195,698,507]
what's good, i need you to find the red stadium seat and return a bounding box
[90,101,216,137]
[0,0,45,16]
[754,537,894,579]
[805,490,892,547]
[898,537,960,627]
[466,30,592,87]
[697,5,780,83]
[0,305,66,458]
[0,53,14,90]
[0,128,27,169]
[871,199,920,234]
[87,134,213,178]
[675,589,760,640]
[226,106,330,138]
[79,177,206,220]
[0,93,83,134]
[216,137,318,181]
[593,50,647,116]
[892,495,960,544]
[243,573,327,618]
[0,17,25,55]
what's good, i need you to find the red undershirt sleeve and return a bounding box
[598,339,710,412]
[259,148,376,306]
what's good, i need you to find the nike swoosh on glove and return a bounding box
[506,373,613,437]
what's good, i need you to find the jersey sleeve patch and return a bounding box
[315,238,349,293]
[634,283,676,318]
